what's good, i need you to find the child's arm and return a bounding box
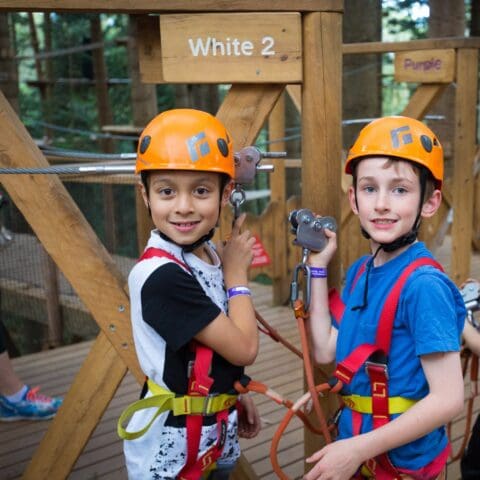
[307,228,338,364]
[304,351,464,480]
[195,213,259,367]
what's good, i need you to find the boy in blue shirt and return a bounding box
[305,116,466,480]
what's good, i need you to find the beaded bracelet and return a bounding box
[227,286,252,299]
[310,267,327,278]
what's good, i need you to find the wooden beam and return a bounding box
[23,332,127,479]
[0,91,142,381]
[216,84,285,151]
[301,9,342,467]
[450,49,479,284]
[401,84,447,119]
[343,36,480,54]
[0,1,344,13]
[286,84,301,112]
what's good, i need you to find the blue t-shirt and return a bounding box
[336,242,466,470]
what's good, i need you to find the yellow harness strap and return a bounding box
[118,379,237,441]
[342,394,417,415]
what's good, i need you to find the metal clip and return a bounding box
[290,254,312,311]
[229,185,246,221]
[365,360,389,380]
[233,146,284,185]
[202,394,219,416]
[461,281,480,312]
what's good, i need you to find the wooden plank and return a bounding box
[0,1,344,13]
[343,37,480,55]
[301,9,342,464]
[400,83,447,119]
[395,49,455,83]
[158,13,302,84]
[0,91,142,382]
[450,49,478,284]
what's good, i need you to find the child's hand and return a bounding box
[237,394,261,439]
[218,213,256,286]
[308,226,337,268]
[304,438,363,480]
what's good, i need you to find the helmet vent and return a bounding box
[217,138,229,157]
[139,135,151,154]
[420,135,433,153]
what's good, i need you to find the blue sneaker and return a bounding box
[0,386,63,421]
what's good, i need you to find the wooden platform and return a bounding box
[1,244,480,479]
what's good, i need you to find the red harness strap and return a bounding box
[329,260,368,324]
[330,257,443,479]
[179,342,228,480]
[139,247,229,479]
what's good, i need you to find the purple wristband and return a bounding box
[310,267,327,278]
[227,286,251,299]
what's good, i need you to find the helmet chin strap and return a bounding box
[157,229,216,253]
[357,168,427,254]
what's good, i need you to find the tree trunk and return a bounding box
[0,13,19,113]
[343,0,382,149]
[174,84,219,113]
[428,0,466,172]
[90,15,116,253]
[127,15,157,254]
[470,0,480,36]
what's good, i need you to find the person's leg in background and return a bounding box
[0,322,62,421]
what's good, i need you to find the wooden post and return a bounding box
[91,16,117,253]
[301,10,343,465]
[450,48,479,284]
[127,15,157,254]
[40,246,62,348]
[269,92,290,304]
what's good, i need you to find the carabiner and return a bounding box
[229,185,246,221]
[290,262,312,311]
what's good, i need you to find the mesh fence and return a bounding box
[0,179,138,356]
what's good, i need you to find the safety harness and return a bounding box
[329,256,443,479]
[118,247,238,479]
[234,255,445,480]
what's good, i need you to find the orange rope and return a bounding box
[294,299,332,444]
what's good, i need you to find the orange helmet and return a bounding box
[345,116,443,188]
[136,109,234,178]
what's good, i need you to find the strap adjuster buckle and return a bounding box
[202,393,219,416]
[365,360,389,380]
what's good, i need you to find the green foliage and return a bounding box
[382,0,429,40]
[381,1,429,115]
